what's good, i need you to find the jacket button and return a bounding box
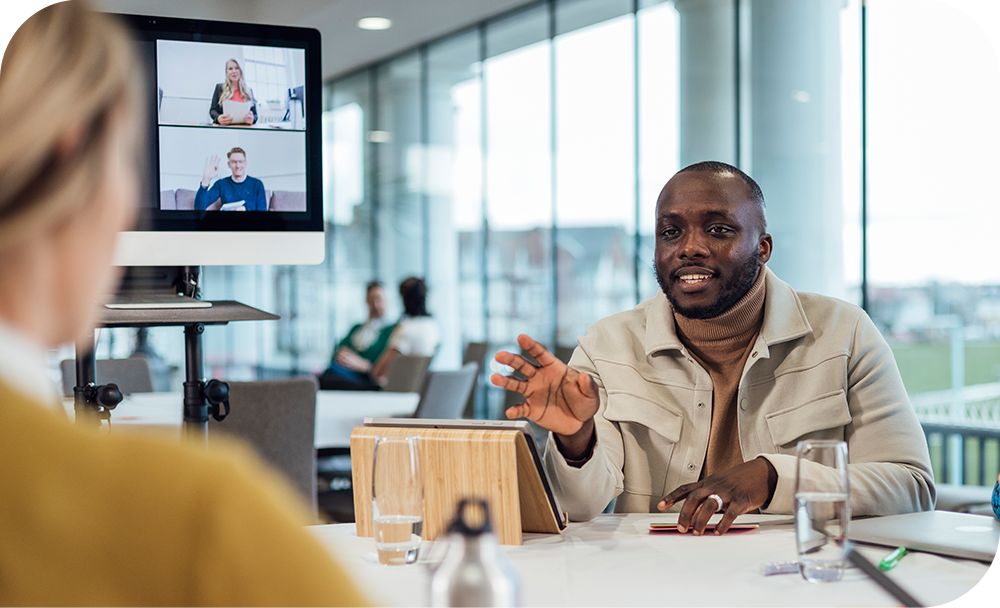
[697,402,705,408]
[687,463,695,471]
[740,398,748,409]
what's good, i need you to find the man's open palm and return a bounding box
[490,334,599,436]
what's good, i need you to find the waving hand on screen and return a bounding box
[201,154,220,188]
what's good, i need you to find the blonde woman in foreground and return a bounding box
[0,2,365,605]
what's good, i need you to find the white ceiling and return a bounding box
[95,0,538,80]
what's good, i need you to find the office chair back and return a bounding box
[414,363,479,420]
[209,377,319,517]
[462,341,488,368]
[383,354,432,393]
[460,341,488,418]
[59,357,154,398]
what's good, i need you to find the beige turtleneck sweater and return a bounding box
[673,268,767,479]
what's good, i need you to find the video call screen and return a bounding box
[155,40,307,214]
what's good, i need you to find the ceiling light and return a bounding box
[357,17,392,31]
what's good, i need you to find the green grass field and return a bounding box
[890,341,1000,485]
[890,341,1000,394]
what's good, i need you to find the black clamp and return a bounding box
[74,382,123,421]
[204,379,230,421]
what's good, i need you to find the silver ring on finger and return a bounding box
[707,493,724,512]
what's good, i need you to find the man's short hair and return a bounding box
[676,161,766,229]
[226,147,246,159]
[365,280,383,293]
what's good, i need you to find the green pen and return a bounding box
[878,546,908,571]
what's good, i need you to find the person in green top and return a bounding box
[319,280,396,390]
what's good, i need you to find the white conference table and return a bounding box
[61,390,419,449]
[309,513,990,607]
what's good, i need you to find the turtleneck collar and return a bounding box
[673,266,767,346]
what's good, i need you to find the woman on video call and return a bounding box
[209,58,258,125]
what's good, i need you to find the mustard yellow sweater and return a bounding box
[0,382,366,606]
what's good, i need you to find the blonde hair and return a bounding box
[0,0,142,251]
[220,58,253,103]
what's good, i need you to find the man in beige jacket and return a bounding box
[491,161,935,535]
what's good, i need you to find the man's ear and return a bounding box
[758,233,773,264]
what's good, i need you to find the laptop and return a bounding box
[105,292,212,310]
[847,510,1000,562]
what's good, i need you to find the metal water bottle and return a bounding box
[430,498,520,607]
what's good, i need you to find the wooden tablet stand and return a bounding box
[350,425,564,545]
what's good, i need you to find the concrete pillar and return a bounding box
[675,0,737,166]
[746,0,846,298]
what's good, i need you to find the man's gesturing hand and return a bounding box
[489,334,599,437]
[656,457,778,535]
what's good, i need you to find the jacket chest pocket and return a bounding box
[763,389,852,453]
[604,391,684,497]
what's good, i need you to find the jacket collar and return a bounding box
[643,266,812,358]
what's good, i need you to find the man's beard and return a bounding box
[655,253,761,320]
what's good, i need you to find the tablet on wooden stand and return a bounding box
[351,418,567,545]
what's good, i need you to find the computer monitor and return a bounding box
[112,14,324,266]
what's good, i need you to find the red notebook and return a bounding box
[648,522,759,534]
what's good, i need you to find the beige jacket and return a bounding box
[545,268,935,521]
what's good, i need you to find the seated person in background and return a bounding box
[491,161,935,535]
[0,4,364,605]
[371,277,441,386]
[318,280,396,391]
[209,58,257,125]
[195,147,267,211]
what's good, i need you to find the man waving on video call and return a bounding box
[195,147,267,211]
[491,161,934,536]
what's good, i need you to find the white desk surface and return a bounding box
[309,513,990,607]
[61,390,419,449]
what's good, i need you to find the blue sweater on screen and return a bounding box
[195,176,267,211]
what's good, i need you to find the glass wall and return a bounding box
[427,31,482,369]
[866,0,1000,485]
[117,0,996,485]
[484,5,554,352]
[554,0,635,346]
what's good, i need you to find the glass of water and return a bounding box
[794,439,850,583]
[372,436,423,565]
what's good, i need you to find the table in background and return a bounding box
[309,513,989,607]
[61,390,419,449]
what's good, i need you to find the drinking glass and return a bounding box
[794,439,851,583]
[372,436,423,565]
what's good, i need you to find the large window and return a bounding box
[152,0,998,487]
[427,31,482,368]
[554,0,635,346]
[484,5,554,354]
[637,0,681,300]
[867,0,1000,485]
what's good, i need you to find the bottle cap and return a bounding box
[447,498,493,536]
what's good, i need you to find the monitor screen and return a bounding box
[113,14,324,266]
